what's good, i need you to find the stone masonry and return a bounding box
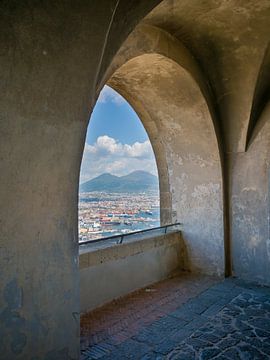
[81,273,270,359]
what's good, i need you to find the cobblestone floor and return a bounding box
[80,273,270,359]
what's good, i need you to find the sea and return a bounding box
[100,208,160,238]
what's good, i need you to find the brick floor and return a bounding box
[80,272,270,359]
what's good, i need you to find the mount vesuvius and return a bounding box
[79,170,158,193]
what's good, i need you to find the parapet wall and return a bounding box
[80,232,185,313]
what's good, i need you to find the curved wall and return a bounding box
[0,1,161,358]
[108,53,224,276]
[231,102,270,285]
[2,0,270,358]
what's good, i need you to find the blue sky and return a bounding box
[80,86,158,183]
[86,88,148,145]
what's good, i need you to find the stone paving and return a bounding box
[80,273,270,359]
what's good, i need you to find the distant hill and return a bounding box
[80,170,159,193]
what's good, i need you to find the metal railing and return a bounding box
[79,222,181,247]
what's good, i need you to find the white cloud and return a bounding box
[95,135,122,155]
[124,141,152,158]
[84,143,96,154]
[84,135,153,159]
[80,135,158,183]
[98,85,125,105]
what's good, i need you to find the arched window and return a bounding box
[79,85,160,243]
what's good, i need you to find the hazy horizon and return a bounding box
[80,169,158,184]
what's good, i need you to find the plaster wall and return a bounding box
[231,103,270,285]
[0,1,161,358]
[144,0,270,153]
[1,0,270,357]
[109,54,224,276]
[80,232,185,313]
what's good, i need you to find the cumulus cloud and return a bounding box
[80,136,158,183]
[85,135,153,158]
[124,141,152,158]
[98,85,125,105]
[95,135,122,155]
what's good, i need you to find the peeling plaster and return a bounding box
[191,183,221,199]
[241,186,258,193]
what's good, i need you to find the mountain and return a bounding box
[79,170,158,193]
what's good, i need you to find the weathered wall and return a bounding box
[144,0,270,153]
[80,232,185,313]
[109,52,224,276]
[1,0,270,357]
[231,103,270,285]
[106,0,270,281]
[0,1,161,358]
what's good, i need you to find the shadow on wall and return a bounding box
[104,49,224,277]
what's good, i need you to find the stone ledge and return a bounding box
[80,232,185,312]
[79,231,183,269]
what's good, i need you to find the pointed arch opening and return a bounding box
[107,52,224,276]
[79,85,161,243]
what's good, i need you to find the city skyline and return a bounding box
[79,191,160,243]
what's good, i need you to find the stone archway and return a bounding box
[105,52,224,276]
[0,2,162,358]
[4,0,270,358]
